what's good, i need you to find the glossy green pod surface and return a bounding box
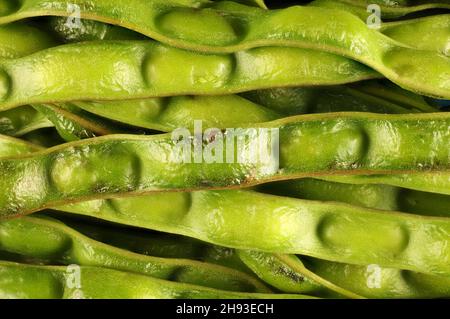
[0,106,53,136]
[0,1,448,97]
[261,178,450,217]
[0,21,58,58]
[380,15,450,56]
[31,103,141,142]
[303,256,450,299]
[237,250,361,298]
[0,261,312,299]
[0,112,449,217]
[53,211,450,299]
[55,189,450,276]
[321,173,450,195]
[310,0,450,19]
[0,41,380,111]
[0,216,268,292]
[0,134,42,156]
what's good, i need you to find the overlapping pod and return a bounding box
[53,189,450,277]
[0,1,448,97]
[0,106,53,136]
[309,0,450,19]
[1,19,434,139]
[59,215,450,299]
[0,216,268,292]
[66,86,433,134]
[47,13,450,55]
[237,250,362,298]
[302,256,450,299]
[320,173,450,196]
[0,113,449,216]
[0,22,57,58]
[261,178,450,217]
[0,41,380,111]
[379,15,450,56]
[30,103,141,141]
[0,261,313,299]
[238,251,450,299]
[42,88,424,140]
[1,135,449,297]
[63,218,251,273]
[0,134,42,156]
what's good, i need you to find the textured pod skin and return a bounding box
[0,41,379,111]
[55,216,450,299]
[236,250,360,298]
[237,251,322,294]
[261,178,450,217]
[380,15,450,56]
[31,103,140,142]
[0,113,449,216]
[55,189,450,277]
[321,173,450,196]
[2,136,447,297]
[0,1,448,97]
[303,256,450,299]
[0,261,312,299]
[0,216,268,293]
[0,19,428,137]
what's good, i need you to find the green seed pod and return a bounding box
[0,216,268,293]
[0,113,449,216]
[309,0,450,20]
[0,41,380,111]
[0,261,313,299]
[0,1,448,97]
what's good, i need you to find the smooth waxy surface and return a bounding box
[0,261,312,299]
[0,41,379,111]
[0,113,449,216]
[0,1,448,97]
[0,216,268,292]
